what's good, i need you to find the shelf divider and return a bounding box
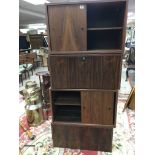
[87,27,123,31]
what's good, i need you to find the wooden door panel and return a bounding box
[51,56,69,88]
[53,124,113,152]
[50,54,121,89]
[48,5,87,51]
[91,55,121,89]
[81,91,115,125]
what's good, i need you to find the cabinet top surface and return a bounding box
[46,0,127,5]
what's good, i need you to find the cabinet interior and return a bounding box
[87,2,126,28]
[52,91,81,122]
[87,2,125,50]
[87,29,122,50]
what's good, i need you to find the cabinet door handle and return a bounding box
[82,56,86,61]
[108,107,112,111]
[83,106,86,109]
[81,27,84,31]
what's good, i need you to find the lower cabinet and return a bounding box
[52,124,113,152]
[50,90,117,151]
[51,90,117,126]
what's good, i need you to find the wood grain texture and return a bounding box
[49,54,122,89]
[48,5,87,51]
[52,124,113,152]
[81,91,115,125]
[46,0,128,152]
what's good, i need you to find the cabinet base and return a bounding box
[52,124,113,152]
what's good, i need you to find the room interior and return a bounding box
[19,0,135,154]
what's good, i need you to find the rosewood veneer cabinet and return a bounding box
[46,0,128,152]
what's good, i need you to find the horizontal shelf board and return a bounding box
[51,89,119,92]
[54,116,81,122]
[54,99,81,106]
[53,121,115,128]
[50,49,122,55]
[87,27,123,31]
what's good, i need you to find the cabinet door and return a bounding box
[47,5,87,51]
[50,54,121,89]
[81,91,116,125]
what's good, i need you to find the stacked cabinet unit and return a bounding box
[46,0,127,152]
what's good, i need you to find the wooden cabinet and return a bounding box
[46,0,127,152]
[50,54,122,89]
[47,5,87,51]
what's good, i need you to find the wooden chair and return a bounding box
[19,72,23,86]
[26,53,35,73]
[123,87,135,111]
[19,54,33,79]
[19,54,27,80]
[28,52,42,68]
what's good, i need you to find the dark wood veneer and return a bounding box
[52,124,113,152]
[49,54,122,89]
[81,91,116,125]
[48,5,87,51]
[46,0,127,152]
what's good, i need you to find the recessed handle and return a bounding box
[83,106,86,109]
[82,56,86,61]
[81,27,84,31]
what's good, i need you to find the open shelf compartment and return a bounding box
[87,2,126,28]
[87,29,122,50]
[52,91,81,122]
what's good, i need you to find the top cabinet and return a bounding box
[47,5,87,51]
[46,1,127,51]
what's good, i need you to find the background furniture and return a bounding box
[29,34,48,49]
[19,53,35,80]
[19,35,31,53]
[19,72,23,85]
[36,71,50,104]
[26,34,48,67]
[125,44,135,81]
[46,0,127,152]
[123,87,135,111]
[39,47,49,67]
